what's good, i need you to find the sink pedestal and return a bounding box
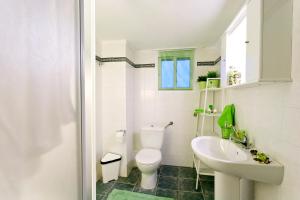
[215,172,254,200]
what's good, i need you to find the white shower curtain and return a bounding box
[0,1,82,199]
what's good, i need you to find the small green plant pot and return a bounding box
[207,79,220,88]
[222,128,232,139]
[199,81,207,89]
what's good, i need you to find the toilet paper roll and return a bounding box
[115,130,125,143]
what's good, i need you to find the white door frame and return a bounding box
[79,0,96,199]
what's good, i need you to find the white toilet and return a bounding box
[135,126,165,189]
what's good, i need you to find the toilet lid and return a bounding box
[136,149,161,165]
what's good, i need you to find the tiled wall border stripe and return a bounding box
[197,56,221,66]
[96,55,221,68]
[134,64,155,68]
[197,61,215,66]
[96,55,101,62]
[95,56,155,68]
[215,56,221,64]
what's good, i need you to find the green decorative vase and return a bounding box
[199,81,207,90]
[222,128,232,139]
[207,79,220,88]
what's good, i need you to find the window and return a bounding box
[159,50,194,90]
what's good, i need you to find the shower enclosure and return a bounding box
[0,0,95,200]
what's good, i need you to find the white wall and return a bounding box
[133,47,220,166]
[96,41,220,170]
[97,40,134,177]
[196,46,221,76]
[125,64,134,168]
[95,61,103,180]
[0,1,81,200]
[101,61,128,176]
[223,1,300,199]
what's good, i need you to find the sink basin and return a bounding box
[191,136,284,185]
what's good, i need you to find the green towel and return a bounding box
[193,108,204,116]
[218,104,235,128]
[107,189,173,200]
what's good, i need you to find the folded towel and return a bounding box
[218,104,235,128]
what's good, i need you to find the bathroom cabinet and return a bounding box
[221,0,293,88]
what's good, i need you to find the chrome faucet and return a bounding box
[230,127,249,148]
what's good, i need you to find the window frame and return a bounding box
[158,50,194,90]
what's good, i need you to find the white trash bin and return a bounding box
[101,152,122,183]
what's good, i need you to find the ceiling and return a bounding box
[96,0,245,50]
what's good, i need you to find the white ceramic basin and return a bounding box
[191,136,284,185]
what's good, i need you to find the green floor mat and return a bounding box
[107,189,173,200]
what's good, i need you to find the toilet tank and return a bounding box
[141,126,165,149]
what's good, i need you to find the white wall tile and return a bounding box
[132,48,219,166]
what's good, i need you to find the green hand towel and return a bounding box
[218,104,235,128]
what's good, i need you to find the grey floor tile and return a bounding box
[96,194,108,200]
[157,176,178,190]
[160,165,179,177]
[199,175,214,182]
[130,167,141,176]
[156,188,178,199]
[178,191,204,200]
[113,182,135,191]
[179,178,201,192]
[96,181,114,195]
[201,181,214,195]
[96,165,214,200]
[178,167,197,179]
[204,192,214,200]
[117,173,140,184]
[117,167,141,184]
[157,167,161,174]
[96,194,103,200]
[133,185,157,195]
[117,176,130,184]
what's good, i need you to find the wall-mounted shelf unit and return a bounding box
[199,88,222,92]
[200,113,221,117]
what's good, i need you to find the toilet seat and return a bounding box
[136,148,161,165]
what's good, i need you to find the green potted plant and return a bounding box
[197,76,207,89]
[207,71,220,88]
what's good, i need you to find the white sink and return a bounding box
[191,136,284,185]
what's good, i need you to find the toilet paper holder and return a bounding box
[116,129,126,134]
[115,130,126,143]
[116,129,126,135]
